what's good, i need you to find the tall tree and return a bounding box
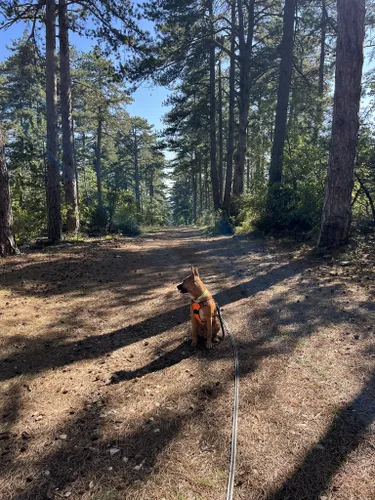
[95,107,104,210]
[208,0,221,211]
[223,0,236,213]
[217,57,224,202]
[59,0,79,232]
[0,125,18,256]
[318,0,365,248]
[267,0,298,196]
[46,0,62,241]
[233,0,255,197]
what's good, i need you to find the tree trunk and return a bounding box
[192,171,197,223]
[313,0,327,142]
[0,127,18,257]
[209,0,221,212]
[318,0,365,248]
[204,160,209,211]
[133,129,141,221]
[199,155,203,217]
[223,0,236,213]
[233,0,255,197]
[218,58,224,203]
[59,0,79,233]
[268,0,297,191]
[355,174,375,223]
[95,111,104,210]
[149,168,154,226]
[46,0,62,241]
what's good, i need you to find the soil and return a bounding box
[0,227,374,500]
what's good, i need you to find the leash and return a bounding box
[216,305,240,500]
[216,302,226,339]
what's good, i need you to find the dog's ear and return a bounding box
[190,266,194,275]
[193,267,199,277]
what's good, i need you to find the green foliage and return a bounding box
[88,206,108,233]
[205,213,234,236]
[110,191,141,235]
[0,37,169,242]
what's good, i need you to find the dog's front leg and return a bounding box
[206,316,213,350]
[190,306,198,347]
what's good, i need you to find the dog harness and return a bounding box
[192,292,214,324]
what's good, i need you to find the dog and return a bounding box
[177,267,220,349]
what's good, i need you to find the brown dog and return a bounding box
[177,267,220,349]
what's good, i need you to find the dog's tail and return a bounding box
[216,302,225,339]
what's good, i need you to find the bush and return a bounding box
[237,181,323,238]
[111,200,141,236]
[111,217,141,236]
[204,210,234,236]
[88,205,108,234]
[12,203,47,243]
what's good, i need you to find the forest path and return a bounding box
[0,228,374,499]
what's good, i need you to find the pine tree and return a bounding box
[318,0,365,248]
[0,125,18,256]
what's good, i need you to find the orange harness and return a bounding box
[192,299,213,324]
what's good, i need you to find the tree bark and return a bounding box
[199,154,203,217]
[223,0,236,213]
[46,0,62,241]
[0,127,18,257]
[209,0,221,212]
[268,0,297,191]
[192,171,197,223]
[233,0,255,197]
[59,0,79,233]
[133,128,141,221]
[95,112,104,210]
[218,58,224,203]
[318,0,365,248]
[313,0,327,142]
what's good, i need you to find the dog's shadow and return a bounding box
[110,339,211,383]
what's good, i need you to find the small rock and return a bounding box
[340,261,350,267]
[44,470,51,477]
[133,460,145,471]
[313,444,325,451]
[64,492,72,498]
[123,456,129,463]
[108,466,113,471]
[109,447,120,456]
[153,428,160,433]
[89,481,94,489]
[58,434,68,440]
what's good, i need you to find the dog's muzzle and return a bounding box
[177,283,188,294]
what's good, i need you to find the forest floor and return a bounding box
[0,227,375,500]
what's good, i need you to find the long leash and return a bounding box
[216,305,240,500]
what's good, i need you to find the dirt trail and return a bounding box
[0,228,374,500]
